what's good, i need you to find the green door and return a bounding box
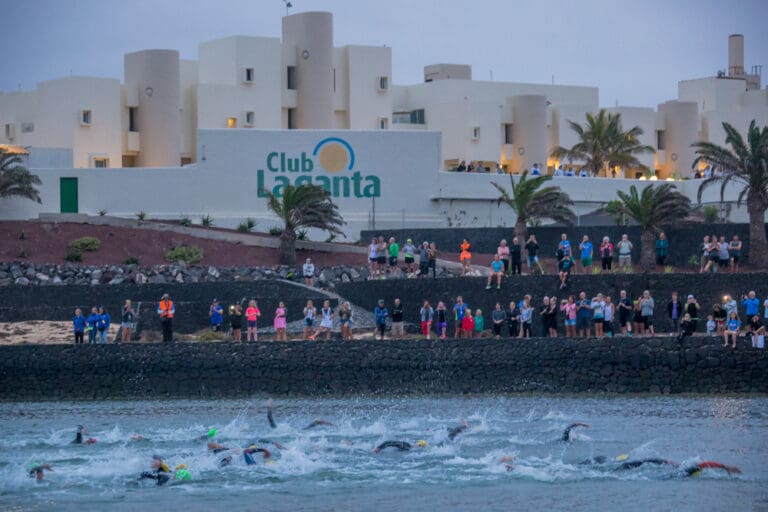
[60,177,78,213]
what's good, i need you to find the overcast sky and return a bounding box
[1,0,766,108]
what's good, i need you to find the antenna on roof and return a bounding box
[282,0,293,15]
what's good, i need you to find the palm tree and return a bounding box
[604,184,691,271]
[264,183,345,265]
[691,120,768,268]
[0,148,41,203]
[492,171,576,240]
[551,109,655,176]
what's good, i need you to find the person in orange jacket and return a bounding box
[157,293,175,342]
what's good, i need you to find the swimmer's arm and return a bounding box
[267,399,277,429]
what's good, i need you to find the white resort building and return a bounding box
[0,11,766,235]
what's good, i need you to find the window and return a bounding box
[244,111,255,127]
[504,123,513,144]
[378,117,388,130]
[378,76,389,91]
[410,109,425,124]
[243,67,254,84]
[656,130,665,150]
[21,122,34,133]
[227,117,237,129]
[80,109,92,126]
[287,108,296,129]
[287,66,297,90]
[5,123,15,140]
[471,126,480,140]
[392,109,425,125]
[91,157,109,168]
[128,107,138,132]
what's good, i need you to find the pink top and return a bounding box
[497,246,510,259]
[246,307,260,322]
[274,307,287,329]
[561,303,577,320]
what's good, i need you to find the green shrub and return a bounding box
[296,229,308,240]
[136,211,147,221]
[269,226,284,236]
[246,217,256,230]
[98,209,108,216]
[124,256,140,265]
[688,255,699,268]
[664,265,674,274]
[201,214,214,227]
[237,222,250,232]
[179,216,192,227]
[68,237,101,253]
[64,248,82,262]
[166,245,203,264]
[325,233,337,243]
[702,205,718,224]
[197,330,226,342]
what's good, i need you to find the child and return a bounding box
[316,300,334,340]
[723,311,740,348]
[473,309,484,337]
[706,314,716,336]
[678,313,695,341]
[461,309,475,338]
[73,308,86,344]
[245,300,261,341]
[460,238,472,276]
[274,302,287,341]
[303,300,316,340]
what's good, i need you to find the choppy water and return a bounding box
[1,397,767,511]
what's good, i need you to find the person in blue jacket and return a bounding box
[97,306,111,344]
[86,307,100,344]
[374,299,389,340]
[742,291,761,318]
[73,308,86,344]
[209,299,224,332]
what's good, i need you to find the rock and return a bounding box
[52,275,63,285]
[91,270,103,281]
[25,266,36,279]
[14,277,30,285]
[350,268,360,280]
[208,266,220,278]
[10,266,23,279]
[0,278,11,286]
[35,272,50,282]
[149,274,167,284]
[134,273,148,284]
[175,273,184,283]
[109,277,125,285]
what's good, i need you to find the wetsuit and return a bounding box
[561,422,589,441]
[447,423,469,441]
[267,404,277,429]
[682,461,741,477]
[304,419,334,429]
[243,446,272,465]
[73,431,83,444]
[617,458,675,470]
[27,464,52,481]
[375,441,412,452]
[140,460,170,486]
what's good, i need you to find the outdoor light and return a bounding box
[650,176,659,181]
[638,176,647,180]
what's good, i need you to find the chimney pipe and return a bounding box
[728,34,744,76]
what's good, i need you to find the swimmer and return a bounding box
[681,461,742,477]
[616,458,677,471]
[373,439,427,453]
[304,419,335,430]
[243,445,272,465]
[447,419,469,441]
[27,463,53,481]
[72,425,97,445]
[139,455,170,486]
[267,398,277,429]
[252,438,286,450]
[131,435,148,442]
[173,464,191,481]
[499,456,515,471]
[561,422,589,442]
[205,428,229,453]
[579,454,628,465]
[218,455,233,467]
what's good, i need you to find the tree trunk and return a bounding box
[279,228,297,266]
[640,229,655,272]
[514,219,527,242]
[747,192,768,269]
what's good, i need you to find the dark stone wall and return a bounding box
[0,281,335,334]
[335,273,768,336]
[0,337,765,400]
[362,224,765,266]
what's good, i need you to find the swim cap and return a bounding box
[407,239,412,243]
[176,468,191,480]
[175,464,187,470]
[207,428,217,438]
[615,454,628,461]
[416,440,427,448]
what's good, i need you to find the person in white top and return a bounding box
[554,165,564,176]
[368,238,378,278]
[314,300,334,340]
[303,258,315,287]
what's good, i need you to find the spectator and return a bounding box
[376,236,388,278]
[722,295,738,318]
[530,163,542,176]
[558,233,572,257]
[729,235,742,272]
[699,235,711,273]
[554,165,564,176]
[520,296,534,338]
[73,308,86,344]
[579,235,593,274]
[96,306,110,344]
[303,258,315,286]
[678,313,695,342]
[428,242,439,278]
[418,241,430,278]
[435,301,448,339]
[303,300,316,340]
[87,306,99,344]
[712,304,727,335]
[525,234,544,274]
[565,166,575,177]
[600,236,614,272]
[557,246,573,290]
[684,294,701,333]
[509,237,522,275]
[316,300,334,340]
[655,232,669,269]
[706,315,716,335]
[230,304,243,342]
[497,239,510,275]
[718,236,730,272]
[473,309,485,337]
[723,311,740,348]
[495,162,504,174]
[491,302,505,339]
[506,301,520,338]
[742,291,761,318]
[747,315,766,348]
[616,234,633,269]
[575,291,592,337]
[667,292,683,336]
[245,300,261,342]
[388,237,400,276]
[121,299,137,342]
[542,296,558,337]
[539,297,551,337]
[640,290,655,336]
[403,239,416,274]
[368,238,378,278]
[591,293,606,337]
[453,296,469,338]
[374,299,388,340]
[420,300,434,339]
[209,299,223,332]
[579,167,589,177]
[390,298,404,339]
[633,296,644,336]
[457,160,467,173]
[702,235,720,273]
[274,301,287,341]
[460,238,472,276]
[560,296,576,337]
[338,302,353,341]
[604,296,615,337]
[617,290,633,336]
[462,309,475,338]
[486,254,505,290]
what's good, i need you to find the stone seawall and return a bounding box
[1,337,765,400]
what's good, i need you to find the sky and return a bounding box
[1,0,766,108]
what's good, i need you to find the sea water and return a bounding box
[1,397,767,511]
